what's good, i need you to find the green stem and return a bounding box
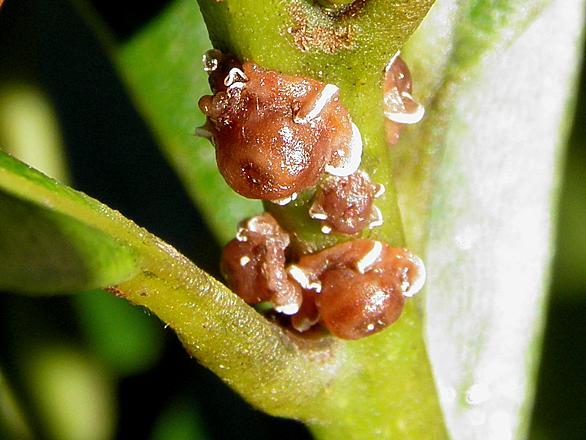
[0,152,338,419]
[197,0,435,250]
[115,253,341,419]
[195,1,448,438]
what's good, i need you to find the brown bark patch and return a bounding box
[287,3,359,54]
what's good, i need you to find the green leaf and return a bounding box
[398,0,586,438]
[118,0,260,245]
[74,290,164,376]
[150,397,208,440]
[20,345,116,440]
[0,152,140,293]
[0,369,32,440]
[0,83,70,184]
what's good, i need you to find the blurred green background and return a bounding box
[0,0,584,439]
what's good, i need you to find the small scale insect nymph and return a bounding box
[221,213,302,314]
[288,239,426,339]
[221,212,426,340]
[383,53,425,145]
[309,171,384,235]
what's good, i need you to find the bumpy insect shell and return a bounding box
[290,240,426,339]
[220,213,302,315]
[199,62,356,201]
[310,172,381,235]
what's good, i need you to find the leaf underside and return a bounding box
[399,0,586,438]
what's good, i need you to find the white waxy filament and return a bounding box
[235,228,248,242]
[195,127,213,139]
[294,84,339,124]
[271,192,298,206]
[202,53,218,72]
[324,122,363,177]
[287,265,322,292]
[228,81,246,91]
[384,50,401,72]
[310,211,328,220]
[224,67,248,87]
[356,240,383,274]
[368,206,384,229]
[384,91,425,124]
[308,203,328,220]
[402,255,426,297]
[374,183,386,198]
[274,302,300,315]
[293,316,319,332]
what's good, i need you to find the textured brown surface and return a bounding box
[293,239,423,339]
[200,59,354,201]
[221,213,301,311]
[311,172,377,234]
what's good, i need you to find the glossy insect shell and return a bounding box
[310,172,377,235]
[383,54,424,145]
[221,238,273,304]
[200,62,355,201]
[221,213,302,314]
[292,240,424,339]
[317,267,405,339]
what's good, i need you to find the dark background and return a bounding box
[0,0,585,439]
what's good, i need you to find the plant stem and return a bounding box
[0,152,339,419]
[194,1,448,438]
[115,251,341,419]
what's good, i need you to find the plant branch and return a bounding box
[114,249,341,419]
[196,0,433,251]
[0,152,337,419]
[194,1,449,438]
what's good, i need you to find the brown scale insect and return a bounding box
[210,51,428,340]
[309,171,384,235]
[222,214,426,339]
[383,53,425,145]
[198,50,362,204]
[288,239,426,339]
[221,213,302,314]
